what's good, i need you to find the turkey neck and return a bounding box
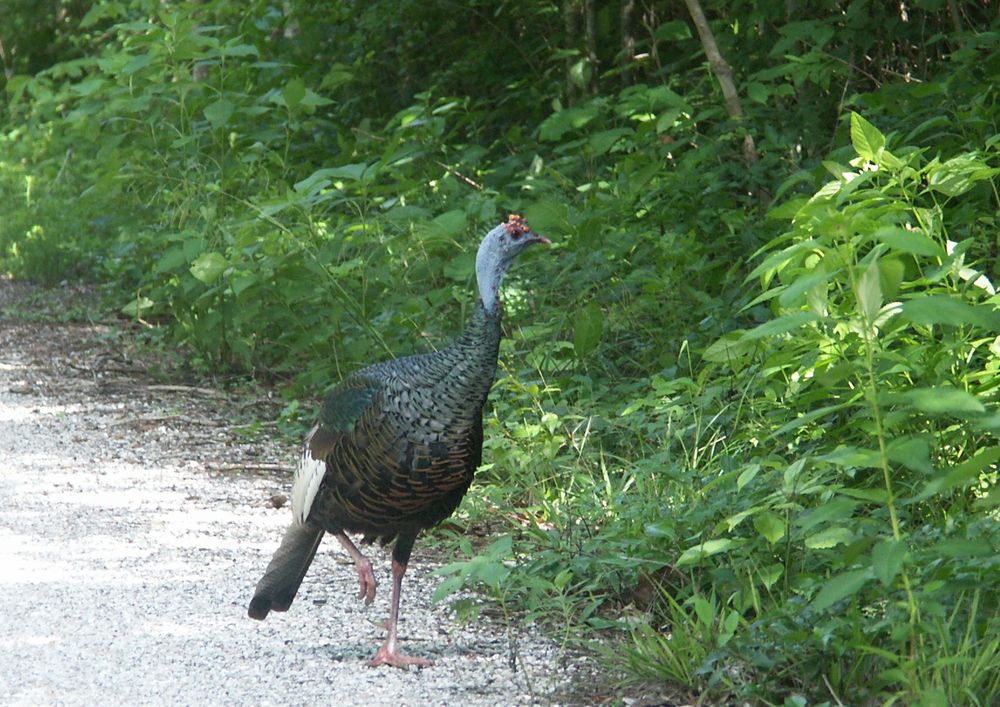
[437,299,501,404]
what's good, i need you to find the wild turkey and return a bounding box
[248,215,549,668]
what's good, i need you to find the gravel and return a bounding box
[0,286,593,706]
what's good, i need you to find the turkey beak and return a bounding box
[531,233,551,246]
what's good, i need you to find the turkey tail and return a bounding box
[248,524,325,620]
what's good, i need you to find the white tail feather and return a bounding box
[291,424,326,525]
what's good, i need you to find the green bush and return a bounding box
[2,1,999,702]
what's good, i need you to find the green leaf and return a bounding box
[770,401,856,438]
[741,311,819,341]
[736,464,760,490]
[568,59,591,89]
[850,113,885,162]
[753,512,785,544]
[443,252,475,282]
[783,457,808,489]
[759,564,783,589]
[427,209,466,237]
[300,89,334,109]
[818,445,881,469]
[122,53,153,76]
[220,43,259,57]
[653,20,692,41]
[927,154,998,197]
[586,128,631,155]
[797,498,859,531]
[121,296,155,317]
[189,252,229,284]
[855,259,882,324]
[932,539,992,557]
[886,436,934,475]
[878,256,905,299]
[871,538,906,587]
[778,267,828,308]
[702,331,754,366]
[282,77,306,110]
[573,302,603,358]
[538,105,598,141]
[523,201,568,234]
[325,163,372,182]
[677,538,738,566]
[153,247,188,274]
[693,596,714,628]
[811,569,868,610]
[644,520,676,540]
[911,445,1000,502]
[747,82,769,104]
[899,387,985,416]
[203,98,234,129]
[899,295,1000,329]
[431,574,467,602]
[838,487,887,503]
[805,526,853,549]
[871,226,943,258]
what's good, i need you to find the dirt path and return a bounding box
[0,284,588,706]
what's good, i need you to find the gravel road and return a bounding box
[0,285,590,706]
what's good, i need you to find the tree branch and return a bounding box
[682,0,759,166]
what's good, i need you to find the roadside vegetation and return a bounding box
[2,1,998,702]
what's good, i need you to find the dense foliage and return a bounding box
[3,1,999,702]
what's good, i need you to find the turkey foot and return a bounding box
[335,532,377,604]
[369,643,433,669]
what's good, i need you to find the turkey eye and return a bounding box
[511,232,522,240]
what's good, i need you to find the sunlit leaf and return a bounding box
[899,295,1000,329]
[805,526,853,549]
[850,112,885,162]
[855,259,882,324]
[898,387,985,415]
[778,267,828,308]
[702,331,754,366]
[871,226,943,258]
[927,154,998,197]
[910,445,1000,502]
[190,252,229,284]
[754,512,785,544]
[741,311,819,341]
[677,538,738,566]
[121,296,155,317]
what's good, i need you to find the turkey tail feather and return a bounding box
[248,524,325,620]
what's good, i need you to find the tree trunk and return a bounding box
[620,0,636,87]
[682,0,759,166]
[583,0,599,95]
[563,0,579,105]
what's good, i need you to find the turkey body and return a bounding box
[248,216,546,668]
[307,301,498,548]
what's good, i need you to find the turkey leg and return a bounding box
[368,557,433,668]
[334,531,377,605]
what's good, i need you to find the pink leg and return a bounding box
[368,559,433,669]
[334,532,377,605]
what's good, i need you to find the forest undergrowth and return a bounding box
[2,1,999,702]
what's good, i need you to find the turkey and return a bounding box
[248,215,549,668]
